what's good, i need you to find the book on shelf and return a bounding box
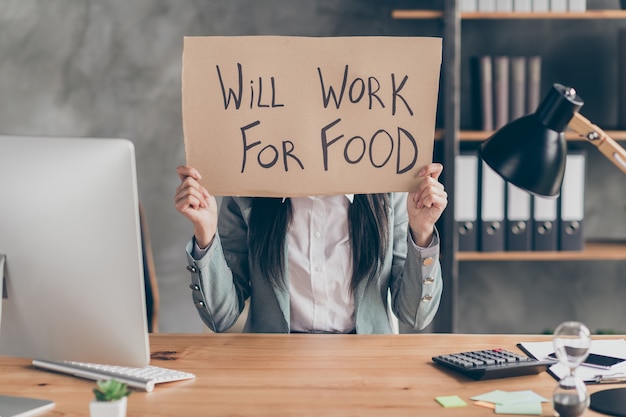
[510,56,527,121]
[527,55,542,114]
[619,30,626,129]
[478,55,494,131]
[493,56,510,129]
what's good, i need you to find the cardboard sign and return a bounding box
[182,36,441,197]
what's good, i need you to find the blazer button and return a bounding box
[423,257,434,266]
[186,265,198,273]
[189,284,200,291]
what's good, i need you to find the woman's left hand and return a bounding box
[407,163,448,247]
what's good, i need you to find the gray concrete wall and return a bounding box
[1,0,624,334]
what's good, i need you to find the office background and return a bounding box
[1,0,624,334]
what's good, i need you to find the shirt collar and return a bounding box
[282,194,354,203]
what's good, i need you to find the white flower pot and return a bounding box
[89,396,127,417]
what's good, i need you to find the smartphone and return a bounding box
[548,352,626,370]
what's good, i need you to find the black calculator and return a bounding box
[432,348,556,380]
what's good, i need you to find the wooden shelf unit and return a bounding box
[392,9,626,19]
[458,130,626,141]
[393,7,626,332]
[458,241,626,261]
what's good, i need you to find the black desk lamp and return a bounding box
[480,83,626,416]
[480,83,626,198]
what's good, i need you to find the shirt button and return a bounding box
[421,294,433,302]
[423,277,435,284]
[314,232,321,238]
[423,257,434,266]
[314,266,322,273]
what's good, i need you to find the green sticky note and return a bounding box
[495,402,543,415]
[471,390,549,406]
[471,390,511,404]
[435,395,467,408]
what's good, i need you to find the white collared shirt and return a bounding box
[287,195,355,333]
[192,195,434,333]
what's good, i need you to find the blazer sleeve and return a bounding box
[388,193,443,330]
[185,197,252,332]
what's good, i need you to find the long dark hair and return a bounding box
[248,194,390,292]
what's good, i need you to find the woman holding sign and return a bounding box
[174,163,447,334]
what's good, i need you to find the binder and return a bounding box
[559,152,586,251]
[532,0,549,12]
[506,183,532,251]
[510,56,527,121]
[479,161,505,252]
[479,56,494,131]
[527,56,542,114]
[513,0,532,11]
[493,56,510,129]
[455,153,479,251]
[550,0,567,11]
[496,0,513,11]
[568,0,586,12]
[461,0,478,12]
[533,195,558,251]
[478,0,496,11]
[619,30,626,129]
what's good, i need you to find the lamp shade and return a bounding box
[479,83,584,197]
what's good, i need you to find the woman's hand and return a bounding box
[407,163,448,247]
[174,166,218,248]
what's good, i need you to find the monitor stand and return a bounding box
[590,388,626,417]
[0,254,4,323]
[0,253,4,299]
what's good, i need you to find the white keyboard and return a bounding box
[32,359,196,392]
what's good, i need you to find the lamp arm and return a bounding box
[568,112,626,174]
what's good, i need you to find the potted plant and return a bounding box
[89,379,131,417]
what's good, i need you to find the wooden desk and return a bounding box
[0,334,621,416]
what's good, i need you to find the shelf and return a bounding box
[396,3,626,333]
[462,10,626,19]
[457,241,626,261]
[391,10,443,19]
[457,130,626,142]
[392,9,626,20]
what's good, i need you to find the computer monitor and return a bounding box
[0,135,150,367]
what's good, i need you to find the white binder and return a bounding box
[559,152,586,251]
[506,183,532,251]
[479,161,505,252]
[455,154,479,251]
[533,195,558,251]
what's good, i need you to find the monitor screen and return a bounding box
[0,135,150,367]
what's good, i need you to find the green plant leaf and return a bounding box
[93,379,131,401]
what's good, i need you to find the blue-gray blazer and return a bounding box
[185,193,443,334]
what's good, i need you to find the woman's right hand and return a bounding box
[175,166,218,248]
